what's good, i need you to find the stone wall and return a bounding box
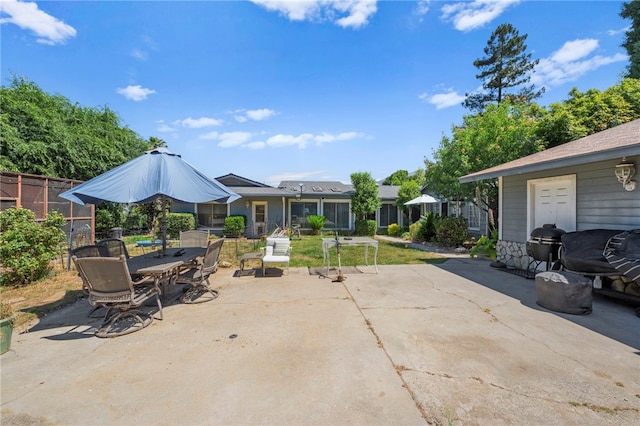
[497,240,530,270]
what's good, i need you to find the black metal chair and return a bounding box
[176,239,224,304]
[72,255,163,338]
[96,238,130,258]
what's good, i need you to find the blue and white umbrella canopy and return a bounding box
[60,147,240,253]
[60,148,239,205]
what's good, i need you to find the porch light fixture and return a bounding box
[615,157,636,191]
[245,200,250,209]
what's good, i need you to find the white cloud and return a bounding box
[217,131,253,148]
[266,133,314,148]
[441,0,520,32]
[116,85,156,101]
[156,123,177,133]
[414,0,430,19]
[420,90,465,109]
[235,115,248,123]
[176,117,224,128]
[246,141,266,150]
[314,131,364,145]
[0,0,76,45]
[246,108,276,121]
[130,48,147,61]
[199,131,219,140]
[250,0,377,29]
[533,39,628,87]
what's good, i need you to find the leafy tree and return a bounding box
[464,23,544,112]
[396,180,421,210]
[381,170,409,185]
[621,0,640,78]
[536,78,640,147]
[425,99,546,230]
[350,172,380,221]
[148,136,168,149]
[0,76,148,181]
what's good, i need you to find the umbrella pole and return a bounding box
[161,196,167,256]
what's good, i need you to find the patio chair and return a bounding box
[176,238,224,304]
[72,255,163,338]
[70,244,109,317]
[180,230,210,248]
[97,238,130,258]
[261,237,291,276]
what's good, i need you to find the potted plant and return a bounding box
[0,302,15,355]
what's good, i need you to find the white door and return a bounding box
[253,202,267,236]
[528,175,576,235]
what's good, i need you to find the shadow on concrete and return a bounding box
[436,258,640,350]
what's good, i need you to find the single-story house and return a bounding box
[173,174,404,237]
[459,118,640,270]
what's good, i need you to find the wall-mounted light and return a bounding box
[245,200,250,209]
[615,157,636,191]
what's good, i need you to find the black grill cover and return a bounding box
[535,271,593,315]
[560,229,622,274]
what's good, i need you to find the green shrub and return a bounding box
[435,216,468,247]
[387,223,402,237]
[355,219,376,236]
[0,208,66,286]
[156,213,195,239]
[124,209,147,233]
[95,209,115,236]
[307,215,326,235]
[470,230,498,259]
[224,215,245,237]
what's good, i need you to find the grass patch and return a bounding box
[1,234,446,331]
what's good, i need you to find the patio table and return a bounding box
[322,237,378,275]
[127,247,205,297]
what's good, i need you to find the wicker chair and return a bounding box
[176,238,224,304]
[72,255,163,338]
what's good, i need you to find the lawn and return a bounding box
[2,235,447,332]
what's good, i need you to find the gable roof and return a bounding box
[459,119,640,183]
[216,173,271,188]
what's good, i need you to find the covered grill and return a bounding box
[526,224,566,276]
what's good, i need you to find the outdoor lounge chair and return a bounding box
[261,237,291,276]
[72,255,163,338]
[180,230,210,248]
[176,238,224,304]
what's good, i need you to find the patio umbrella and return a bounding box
[60,147,240,254]
[404,194,439,205]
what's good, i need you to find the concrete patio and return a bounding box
[1,257,639,425]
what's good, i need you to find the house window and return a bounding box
[291,202,317,227]
[197,203,227,228]
[467,203,480,230]
[379,203,398,228]
[323,202,350,229]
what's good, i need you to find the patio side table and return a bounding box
[240,252,263,271]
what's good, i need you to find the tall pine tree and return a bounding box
[464,23,544,112]
[621,0,640,78]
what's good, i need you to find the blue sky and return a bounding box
[1,0,631,186]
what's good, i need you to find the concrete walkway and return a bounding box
[1,258,639,425]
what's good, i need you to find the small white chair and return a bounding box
[261,237,291,275]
